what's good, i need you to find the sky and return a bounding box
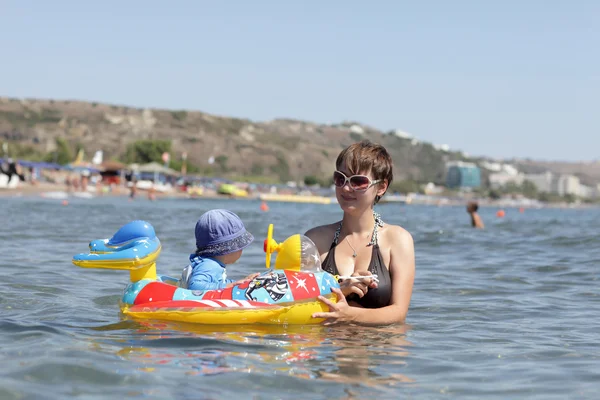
[0,0,598,162]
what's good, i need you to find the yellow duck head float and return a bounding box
[263,224,322,272]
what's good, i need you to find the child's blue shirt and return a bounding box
[184,254,234,291]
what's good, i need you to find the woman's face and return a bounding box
[334,164,386,214]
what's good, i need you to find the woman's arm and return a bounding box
[312,226,415,326]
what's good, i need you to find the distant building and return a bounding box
[481,161,520,175]
[446,161,481,188]
[578,184,594,199]
[392,129,413,139]
[481,161,503,172]
[489,172,524,189]
[524,172,554,193]
[524,172,586,197]
[501,164,520,176]
[554,175,580,197]
[433,143,450,152]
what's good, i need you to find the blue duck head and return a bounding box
[108,220,156,246]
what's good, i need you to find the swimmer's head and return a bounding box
[467,201,479,213]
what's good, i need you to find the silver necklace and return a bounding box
[346,236,358,258]
[338,211,383,257]
[346,233,371,258]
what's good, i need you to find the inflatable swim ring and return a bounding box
[72,221,339,325]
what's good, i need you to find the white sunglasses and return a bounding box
[333,170,382,192]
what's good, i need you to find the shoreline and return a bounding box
[0,182,238,201]
[1,182,597,210]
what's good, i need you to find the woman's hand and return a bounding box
[312,287,357,325]
[339,271,378,297]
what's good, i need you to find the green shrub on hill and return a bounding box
[124,140,172,164]
[0,140,45,161]
[171,110,187,121]
[44,138,73,165]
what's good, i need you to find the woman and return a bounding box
[306,140,415,326]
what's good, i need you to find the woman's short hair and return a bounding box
[336,140,393,204]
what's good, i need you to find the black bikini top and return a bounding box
[321,212,392,309]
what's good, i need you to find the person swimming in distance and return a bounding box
[467,201,484,229]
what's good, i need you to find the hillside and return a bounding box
[1,96,598,186]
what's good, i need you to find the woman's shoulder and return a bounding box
[305,222,339,239]
[304,222,339,252]
[381,223,414,248]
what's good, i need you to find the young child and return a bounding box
[181,209,257,291]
